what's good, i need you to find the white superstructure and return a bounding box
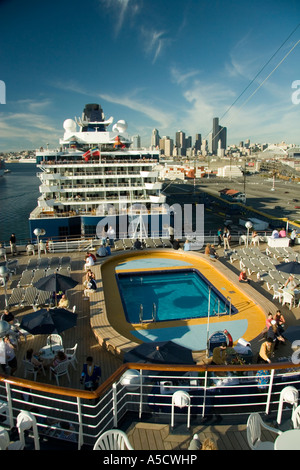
[29,104,166,238]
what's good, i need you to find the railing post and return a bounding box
[76,397,84,450]
[112,382,118,428]
[201,370,208,418]
[265,368,275,415]
[139,369,143,419]
[5,382,14,429]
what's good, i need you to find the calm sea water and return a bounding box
[0,162,40,243]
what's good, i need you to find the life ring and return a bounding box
[224,329,233,347]
[208,329,233,351]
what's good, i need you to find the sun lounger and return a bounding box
[37,257,50,269]
[114,240,125,251]
[27,258,38,270]
[7,259,19,275]
[60,256,71,268]
[20,287,38,307]
[18,270,34,287]
[8,287,25,307]
[123,239,133,249]
[144,238,156,248]
[59,268,70,277]
[31,269,46,284]
[35,290,51,307]
[153,238,163,248]
[49,257,60,270]
[161,238,173,248]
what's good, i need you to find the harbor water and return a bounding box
[0,163,39,244]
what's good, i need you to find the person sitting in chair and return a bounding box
[84,278,97,296]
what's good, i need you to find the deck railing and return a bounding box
[0,361,299,449]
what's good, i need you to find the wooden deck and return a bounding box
[2,241,300,388]
[125,420,281,450]
[1,251,123,389]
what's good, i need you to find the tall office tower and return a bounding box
[212,117,227,154]
[132,135,141,149]
[195,134,202,151]
[164,137,174,157]
[175,130,186,156]
[151,128,160,148]
[186,136,192,149]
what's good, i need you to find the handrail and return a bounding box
[0,361,298,400]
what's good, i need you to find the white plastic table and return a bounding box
[274,429,300,450]
[39,344,63,361]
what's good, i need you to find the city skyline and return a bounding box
[0,0,299,152]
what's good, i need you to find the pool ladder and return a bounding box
[139,303,157,323]
[212,297,232,317]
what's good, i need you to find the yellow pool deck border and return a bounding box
[90,249,277,359]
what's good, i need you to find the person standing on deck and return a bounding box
[9,233,17,256]
[80,356,101,391]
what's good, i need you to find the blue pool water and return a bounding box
[116,269,237,324]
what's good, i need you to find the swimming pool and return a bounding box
[116,269,238,324]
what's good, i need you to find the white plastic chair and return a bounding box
[93,429,133,450]
[171,390,191,430]
[272,284,284,302]
[65,343,78,370]
[247,413,282,450]
[0,427,24,450]
[281,291,295,309]
[46,334,63,347]
[277,386,299,425]
[291,404,300,429]
[26,244,35,256]
[16,411,40,450]
[49,360,71,386]
[23,360,45,381]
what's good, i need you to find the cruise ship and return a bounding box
[29,104,167,240]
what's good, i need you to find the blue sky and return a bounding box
[0,0,299,151]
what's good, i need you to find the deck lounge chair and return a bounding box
[58,268,70,277]
[153,238,163,248]
[8,288,25,307]
[31,269,46,284]
[7,259,19,275]
[123,239,133,249]
[37,258,50,269]
[18,270,34,287]
[114,240,124,251]
[144,238,156,248]
[27,259,38,270]
[35,290,51,307]
[161,238,173,248]
[20,287,38,308]
[60,256,71,268]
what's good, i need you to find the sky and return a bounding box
[0,0,299,151]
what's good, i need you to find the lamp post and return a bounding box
[245,221,253,247]
[0,265,9,307]
[33,228,46,259]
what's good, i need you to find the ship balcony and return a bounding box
[39,184,59,193]
[140,170,158,178]
[149,194,166,203]
[144,182,163,190]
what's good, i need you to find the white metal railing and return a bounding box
[0,362,299,449]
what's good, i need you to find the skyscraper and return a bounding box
[175,130,186,156]
[151,129,160,149]
[212,117,227,154]
[195,134,202,151]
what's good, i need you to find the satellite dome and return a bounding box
[63,119,77,132]
[115,120,128,133]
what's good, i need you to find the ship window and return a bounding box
[84,225,96,236]
[58,226,69,237]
